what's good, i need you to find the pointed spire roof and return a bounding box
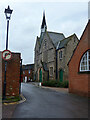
[41,11,47,29]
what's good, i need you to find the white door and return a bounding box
[25,76,27,83]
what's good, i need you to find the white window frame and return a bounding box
[28,77,30,80]
[80,50,90,72]
[28,70,30,74]
[23,71,25,74]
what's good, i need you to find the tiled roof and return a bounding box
[37,31,65,48]
[22,64,34,70]
[57,34,76,50]
[47,31,65,48]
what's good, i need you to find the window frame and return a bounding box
[80,50,90,72]
[59,51,62,60]
[28,70,30,74]
[44,39,47,49]
[23,71,25,74]
[49,67,53,76]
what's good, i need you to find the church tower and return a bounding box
[41,11,47,33]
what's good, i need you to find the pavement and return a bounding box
[2,94,26,119]
[31,82,69,93]
[0,103,2,120]
[12,83,88,118]
[2,103,17,118]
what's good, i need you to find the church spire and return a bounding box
[41,11,47,33]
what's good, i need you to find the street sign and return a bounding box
[2,50,12,61]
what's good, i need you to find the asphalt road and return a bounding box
[12,83,88,118]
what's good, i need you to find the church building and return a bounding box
[34,12,79,82]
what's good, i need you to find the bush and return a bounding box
[42,80,57,87]
[42,80,69,88]
[63,80,69,88]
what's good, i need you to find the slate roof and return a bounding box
[22,64,34,70]
[47,31,65,47]
[37,31,65,48]
[57,33,77,50]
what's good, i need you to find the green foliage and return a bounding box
[5,96,20,102]
[62,80,69,88]
[42,80,69,88]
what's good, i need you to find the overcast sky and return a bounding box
[0,0,89,64]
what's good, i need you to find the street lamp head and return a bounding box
[4,5,13,20]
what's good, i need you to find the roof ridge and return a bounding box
[47,31,64,35]
[60,33,76,42]
[23,64,34,66]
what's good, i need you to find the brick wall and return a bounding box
[69,21,90,97]
[0,53,2,98]
[22,69,33,82]
[2,52,21,97]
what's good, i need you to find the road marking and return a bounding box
[3,94,26,105]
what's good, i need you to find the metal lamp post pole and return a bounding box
[3,6,13,100]
[3,20,9,100]
[3,61,7,100]
[6,20,9,50]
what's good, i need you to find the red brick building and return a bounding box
[22,64,34,82]
[2,52,21,97]
[68,20,90,97]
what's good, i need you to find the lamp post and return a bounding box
[4,5,13,50]
[3,6,13,100]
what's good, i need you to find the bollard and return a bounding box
[39,82,41,86]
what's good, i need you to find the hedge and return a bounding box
[42,80,69,88]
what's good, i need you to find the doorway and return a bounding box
[39,69,42,82]
[25,76,27,83]
[59,69,63,82]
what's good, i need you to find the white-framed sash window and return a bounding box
[80,50,90,72]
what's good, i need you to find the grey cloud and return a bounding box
[0,2,88,64]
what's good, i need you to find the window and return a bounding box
[23,71,25,74]
[50,67,53,76]
[23,77,25,80]
[80,50,90,72]
[28,70,30,74]
[59,51,62,59]
[44,39,47,48]
[28,77,30,80]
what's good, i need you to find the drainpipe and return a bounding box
[56,50,58,80]
[20,59,22,94]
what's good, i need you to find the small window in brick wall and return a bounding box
[29,70,30,74]
[50,67,53,76]
[23,71,25,74]
[59,51,62,60]
[80,50,90,72]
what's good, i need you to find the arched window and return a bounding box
[80,50,90,72]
